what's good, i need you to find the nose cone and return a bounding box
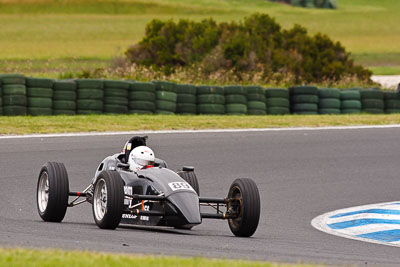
[168,192,201,224]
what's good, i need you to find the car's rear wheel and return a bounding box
[37,162,69,222]
[92,171,124,229]
[177,170,200,196]
[227,178,260,237]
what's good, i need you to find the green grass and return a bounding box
[1,114,400,135]
[0,248,328,267]
[0,0,399,75]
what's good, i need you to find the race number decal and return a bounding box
[168,182,195,192]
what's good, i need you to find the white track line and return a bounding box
[1,124,400,139]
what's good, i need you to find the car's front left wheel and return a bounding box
[92,171,124,229]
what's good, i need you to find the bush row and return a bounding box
[0,75,398,116]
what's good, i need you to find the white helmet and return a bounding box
[128,146,155,172]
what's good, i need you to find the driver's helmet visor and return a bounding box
[133,158,154,166]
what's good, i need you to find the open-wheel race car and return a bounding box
[36,136,261,237]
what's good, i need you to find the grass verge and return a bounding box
[0,247,328,267]
[1,114,400,135]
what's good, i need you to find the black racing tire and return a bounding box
[103,104,128,114]
[53,100,76,110]
[341,100,361,109]
[227,178,260,237]
[247,109,266,115]
[265,88,289,98]
[289,86,318,95]
[128,101,155,111]
[318,108,341,114]
[318,98,341,109]
[156,91,177,102]
[3,85,26,95]
[291,94,319,104]
[37,162,69,222]
[77,89,104,100]
[225,104,247,114]
[225,94,247,105]
[28,97,52,108]
[341,109,361,114]
[26,77,54,88]
[53,81,76,91]
[53,109,76,115]
[267,107,290,115]
[92,171,124,229]
[266,97,290,108]
[197,94,225,105]
[177,171,200,196]
[197,104,225,114]
[129,91,155,102]
[196,85,224,95]
[104,88,128,98]
[245,86,264,95]
[318,88,340,99]
[27,87,53,98]
[104,96,128,106]
[75,79,103,89]
[177,103,197,114]
[224,85,246,95]
[3,95,27,106]
[28,107,52,116]
[340,90,361,100]
[3,105,27,116]
[177,93,196,104]
[247,101,266,110]
[103,80,130,89]
[156,100,176,112]
[360,89,384,100]
[177,84,197,95]
[247,93,266,102]
[77,99,103,110]
[361,99,384,109]
[130,82,155,93]
[53,90,76,101]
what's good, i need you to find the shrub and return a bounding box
[125,13,371,84]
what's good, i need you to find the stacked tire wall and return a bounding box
[129,82,156,114]
[360,89,384,114]
[265,88,290,115]
[76,79,104,114]
[26,78,54,116]
[103,80,129,114]
[340,89,361,114]
[197,85,225,115]
[290,86,319,114]
[177,84,197,114]
[246,86,266,115]
[384,91,400,114]
[224,85,247,115]
[153,81,177,114]
[53,80,77,115]
[318,88,341,114]
[1,74,27,115]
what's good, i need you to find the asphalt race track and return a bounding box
[1,127,400,266]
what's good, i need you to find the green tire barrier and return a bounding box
[247,93,266,102]
[267,97,290,108]
[177,84,197,114]
[152,80,177,93]
[104,104,128,114]
[27,88,53,98]
[28,107,52,116]
[268,107,290,115]
[104,80,129,114]
[75,79,103,89]
[129,91,155,102]
[245,86,266,115]
[104,96,128,106]
[77,110,102,115]
[156,100,176,113]
[28,97,52,108]
[156,91,177,102]
[3,105,27,116]
[3,95,27,106]
[384,91,400,113]
[3,85,26,95]
[265,88,289,98]
[1,75,27,116]
[318,88,340,99]
[53,91,76,101]
[128,101,156,112]
[128,110,153,114]
[197,104,225,115]
[53,80,76,115]
[318,88,340,114]
[53,80,76,91]
[53,100,76,110]
[247,109,266,115]
[318,108,341,114]
[197,85,224,95]
[129,82,155,114]
[266,88,290,115]
[77,80,104,114]
[0,74,25,85]
[246,86,264,95]
[290,86,318,114]
[130,82,156,93]
[224,85,247,115]
[340,89,361,114]
[53,110,76,115]
[197,94,225,105]
[103,80,130,90]
[153,81,177,113]
[360,89,384,114]
[0,80,2,115]
[77,99,103,110]
[247,101,266,110]
[26,77,53,88]
[77,89,104,100]
[385,109,400,114]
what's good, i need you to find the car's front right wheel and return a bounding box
[92,171,124,229]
